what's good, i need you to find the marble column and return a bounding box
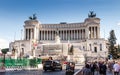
[27,29,29,40]
[43,30,45,40]
[82,29,83,39]
[48,31,49,40]
[85,27,89,39]
[79,30,81,39]
[74,30,75,40]
[51,30,53,40]
[83,29,85,39]
[41,30,42,40]
[68,30,70,40]
[30,29,32,39]
[94,27,96,38]
[81,29,82,39]
[66,30,67,40]
[77,30,79,40]
[63,30,64,40]
[47,30,48,40]
[71,30,73,40]
[25,29,28,40]
[98,26,100,38]
[91,27,93,38]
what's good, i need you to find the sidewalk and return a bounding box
[94,70,113,75]
[74,69,113,75]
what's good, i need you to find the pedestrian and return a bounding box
[99,61,107,75]
[90,62,96,75]
[113,61,120,75]
[66,62,74,75]
[107,61,115,73]
[70,62,75,74]
[82,63,91,75]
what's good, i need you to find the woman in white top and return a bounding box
[113,62,120,75]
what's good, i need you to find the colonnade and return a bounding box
[25,28,34,40]
[39,29,86,40]
[89,26,99,39]
[24,26,100,41]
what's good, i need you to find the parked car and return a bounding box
[54,60,62,70]
[43,60,62,71]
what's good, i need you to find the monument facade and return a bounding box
[9,12,108,62]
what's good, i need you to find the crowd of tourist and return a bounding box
[80,60,120,75]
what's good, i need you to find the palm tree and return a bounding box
[1,48,9,66]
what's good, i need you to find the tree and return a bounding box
[117,44,120,58]
[108,30,117,59]
[118,44,120,52]
[1,48,9,66]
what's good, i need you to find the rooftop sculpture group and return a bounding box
[88,11,96,18]
[29,14,37,20]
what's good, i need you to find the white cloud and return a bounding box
[0,38,9,49]
[117,22,120,26]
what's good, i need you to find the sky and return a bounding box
[0,0,120,49]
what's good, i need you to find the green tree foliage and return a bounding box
[117,44,120,58]
[1,48,9,66]
[1,48,9,54]
[108,30,117,59]
[29,58,37,67]
[118,44,120,52]
[108,30,117,45]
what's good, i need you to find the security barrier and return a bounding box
[0,58,42,67]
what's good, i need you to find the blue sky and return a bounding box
[0,0,120,48]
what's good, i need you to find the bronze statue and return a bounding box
[88,11,96,18]
[29,14,37,20]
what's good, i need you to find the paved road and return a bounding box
[94,71,113,75]
[0,65,114,75]
[0,69,114,75]
[0,64,81,75]
[0,69,80,75]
